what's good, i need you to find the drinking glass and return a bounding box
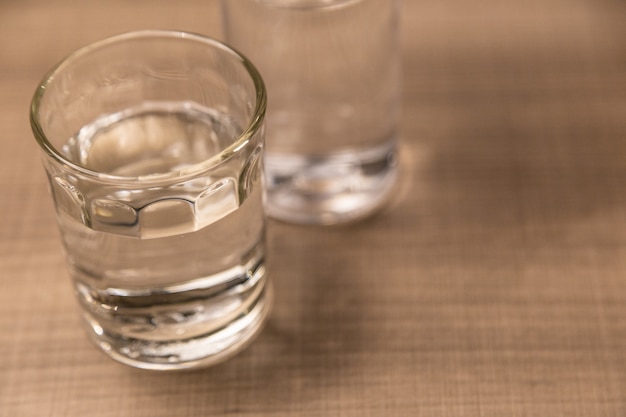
[30,30,271,370]
[222,0,401,224]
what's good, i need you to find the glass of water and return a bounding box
[222,0,401,225]
[30,30,271,370]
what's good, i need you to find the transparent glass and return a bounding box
[222,0,401,224]
[30,30,271,370]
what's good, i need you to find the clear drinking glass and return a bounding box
[222,0,401,225]
[30,30,271,370]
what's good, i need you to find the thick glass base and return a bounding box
[81,283,272,371]
[265,140,399,225]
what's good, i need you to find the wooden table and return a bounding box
[1,1,625,416]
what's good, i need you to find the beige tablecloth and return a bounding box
[1,1,625,416]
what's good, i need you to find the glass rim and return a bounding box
[29,29,267,184]
[256,0,361,9]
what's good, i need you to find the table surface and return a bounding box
[1,1,625,416]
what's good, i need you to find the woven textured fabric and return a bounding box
[0,1,625,416]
